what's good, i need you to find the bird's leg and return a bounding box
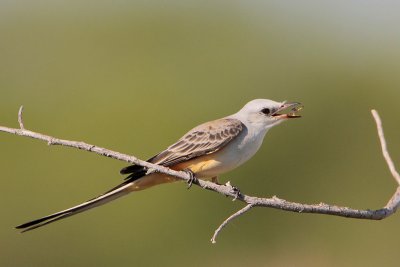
[225,181,242,200]
[211,176,221,185]
[182,169,198,189]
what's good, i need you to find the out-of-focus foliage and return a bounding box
[1,1,399,266]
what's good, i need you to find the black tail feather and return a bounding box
[16,212,66,230]
[16,182,134,232]
[17,160,152,232]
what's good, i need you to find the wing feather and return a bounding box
[120,118,243,176]
[148,118,243,167]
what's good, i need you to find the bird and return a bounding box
[16,99,302,232]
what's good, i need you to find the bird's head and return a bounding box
[234,99,303,130]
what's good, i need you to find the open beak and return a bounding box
[272,102,303,119]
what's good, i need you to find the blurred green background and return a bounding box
[1,1,400,266]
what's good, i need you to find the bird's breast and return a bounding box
[172,128,267,178]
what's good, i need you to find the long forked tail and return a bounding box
[16,182,134,233]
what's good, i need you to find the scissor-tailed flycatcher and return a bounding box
[16,99,302,232]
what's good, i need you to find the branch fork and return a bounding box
[0,106,398,243]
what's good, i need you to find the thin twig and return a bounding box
[211,204,254,244]
[371,110,400,184]
[18,106,24,130]
[371,110,400,211]
[0,107,399,243]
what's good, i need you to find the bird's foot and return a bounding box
[225,181,241,200]
[183,169,198,189]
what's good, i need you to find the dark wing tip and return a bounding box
[120,155,158,175]
[120,164,143,175]
[119,166,131,174]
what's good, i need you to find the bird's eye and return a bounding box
[261,108,271,115]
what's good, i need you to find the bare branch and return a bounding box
[0,121,193,183]
[371,110,400,184]
[211,204,254,244]
[0,107,399,243]
[371,109,400,211]
[18,105,25,129]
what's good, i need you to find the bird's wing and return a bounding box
[150,118,244,166]
[120,118,244,174]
